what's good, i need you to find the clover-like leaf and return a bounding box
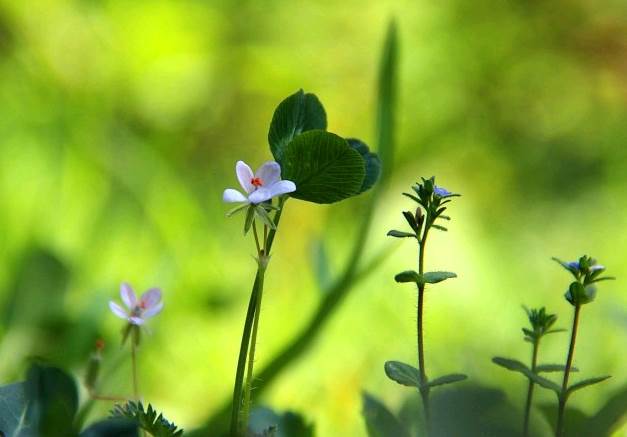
[347,138,381,193]
[384,361,422,388]
[268,89,327,161]
[279,131,366,204]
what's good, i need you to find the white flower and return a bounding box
[223,161,296,204]
[109,283,164,326]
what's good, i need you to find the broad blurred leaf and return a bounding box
[361,392,410,437]
[25,363,78,437]
[430,385,520,437]
[268,89,327,161]
[79,418,139,437]
[0,382,34,437]
[347,138,381,193]
[384,361,421,388]
[280,130,365,203]
[539,403,590,436]
[588,383,627,435]
[249,407,313,437]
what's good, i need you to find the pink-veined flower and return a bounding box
[223,161,296,204]
[109,283,163,326]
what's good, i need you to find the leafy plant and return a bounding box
[110,401,183,437]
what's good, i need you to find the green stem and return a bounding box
[230,198,286,437]
[417,227,430,433]
[131,334,139,400]
[556,305,581,437]
[523,340,540,437]
[240,264,266,430]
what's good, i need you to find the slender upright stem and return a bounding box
[240,264,267,430]
[556,305,581,437]
[417,228,430,433]
[131,341,139,400]
[230,197,286,437]
[523,340,540,437]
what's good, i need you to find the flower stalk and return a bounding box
[556,304,581,437]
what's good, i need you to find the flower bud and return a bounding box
[84,339,104,391]
[415,207,424,226]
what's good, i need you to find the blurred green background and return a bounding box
[0,0,626,435]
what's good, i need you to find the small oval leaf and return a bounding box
[384,361,422,388]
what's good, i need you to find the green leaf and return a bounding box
[375,20,398,184]
[255,205,276,230]
[0,382,33,437]
[244,205,255,235]
[384,361,422,388]
[268,90,327,161]
[25,364,79,437]
[394,270,421,284]
[535,364,577,373]
[491,357,561,393]
[588,383,627,435]
[249,407,314,437]
[361,392,410,437]
[427,373,468,388]
[422,271,457,284]
[539,403,589,436]
[280,130,365,204]
[387,230,415,238]
[347,138,381,193]
[80,418,139,437]
[567,376,611,396]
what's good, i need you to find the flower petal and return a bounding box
[143,301,164,318]
[120,282,136,309]
[109,301,129,319]
[268,180,296,198]
[223,189,248,203]
[140,288,162,309]
[236,161,255,193]
[248,188,273,204]
[129,316,145,325]
[255,161,281,186]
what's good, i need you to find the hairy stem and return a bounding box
[230,198,286,437]
[240,264,267,430]
[523,340,540,437]
[556,304,581,437]
[417,227,430,433]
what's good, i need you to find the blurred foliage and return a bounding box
[0,0,626,435]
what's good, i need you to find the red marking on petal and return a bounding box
[251,177,264,187]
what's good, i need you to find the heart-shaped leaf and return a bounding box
[268,89,327,161]
[384,361,422,388]
[279,130,365,204]
[347,138,381,193]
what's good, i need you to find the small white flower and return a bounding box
[109,283,164,326]
[223,161,296,204]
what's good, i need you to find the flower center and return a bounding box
[251,177,264,187]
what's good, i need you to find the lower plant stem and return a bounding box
[131,340,139,400]
[240,265,267,431]
[417,228,430,434]
[556,304,581,437]
[523,340,540,437]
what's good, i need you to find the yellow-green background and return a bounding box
[0,0,625,435]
